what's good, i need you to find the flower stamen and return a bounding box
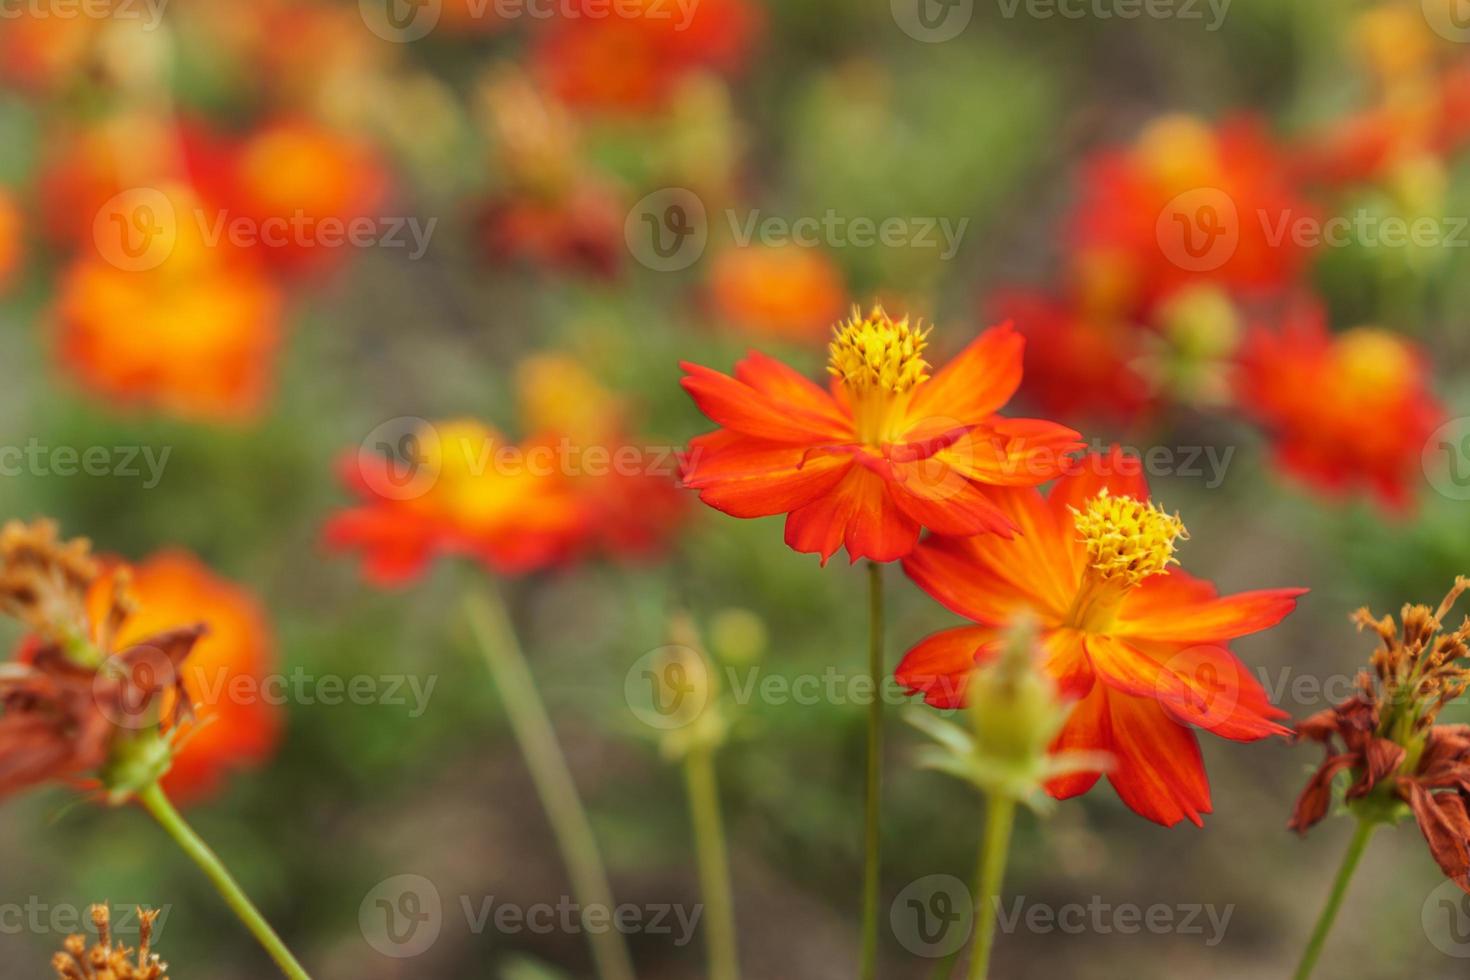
[1072,489,1188,587]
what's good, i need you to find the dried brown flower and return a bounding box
[1291,577,1470,891]
[0,520,203,803]
[51,904,169,979]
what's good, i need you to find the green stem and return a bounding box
[137,782,311,980]
[967,795,1017,980]
[684,746,739,980]
[1292,818,1377,980]
[860,560,884,980]
[465,590,636,980]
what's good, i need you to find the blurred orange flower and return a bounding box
[477,180,625,278]
[0,12,98,93]
[1234,301,1444,512]
[681,307,1083,564]
[88,553,281,805]
[708,244,847,343]
[1070,115,1316,316]
[533,0,761,114]
[54,183,285,423]
[897,448,1305,826]
[517,354,689,560]
[228,119,390,276]
[326,419,589,586]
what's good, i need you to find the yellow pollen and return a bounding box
[1071,489,1189,587]
[827,306,931,395]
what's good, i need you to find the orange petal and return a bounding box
[734,350,852,428]
[932,418,1084,488]
[1085,634,1288,741]
[682,429,853,518]
[901,488,1078,624]
[1115,586,1308,644]
[907,321,1024,425]
[894,626,997,709]
[784,467,919,564]
[885,460,1017,538]
[681,358,850,443]
[1046,682,1109,800]
[1105,692,1212,827]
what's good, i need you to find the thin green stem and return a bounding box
[137,782,311,980]
[967,795,1017,980]
[1292,818,1377,980]
[684,746,739,980]
[465,589,635,980]
[860,560,884,980]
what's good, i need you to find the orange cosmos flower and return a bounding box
[227,119,390,276]
[325,418,589,586]
[86,553,281,805]
[896,449,1305,826]
[1070,115,1315,316]
[1234,300,1444,511]
[54,183,284,423]
[0,190,20,293]
[707,244,847,343]
[517,354,690,560]
[680,307,1084,564]
[533,0,760,114]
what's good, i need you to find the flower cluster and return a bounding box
[51,905,169,980]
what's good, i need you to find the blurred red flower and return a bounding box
[87,553,281,805]
[533,0,761,114]
[896,448,1305,826]
[1070,115,1316,316]
[707,244,848,344]
[0,190,20,293]
[681,307,1083,564]
[1234,300,1444,511]
[990,289,1156,426]
[477,180,625,278]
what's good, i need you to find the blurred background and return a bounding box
[4,0,1470,976]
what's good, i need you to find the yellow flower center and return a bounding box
[1134,114,1219,192]
[1333,327,1414,396]
[828,306,931,396]
[1072,489,1188,588]
[828,307,930,444]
